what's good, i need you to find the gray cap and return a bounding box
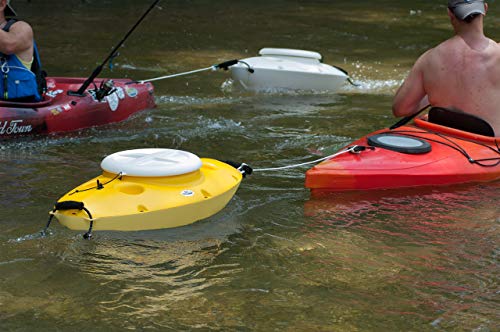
[448,0,485,20]
[5,0,16,17]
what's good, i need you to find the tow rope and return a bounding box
[224,145,371,175]
[253,145,369,172]
[131,59,241,84]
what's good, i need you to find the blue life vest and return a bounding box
[0,19,43,102]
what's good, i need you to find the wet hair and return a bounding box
[464,13,480,23]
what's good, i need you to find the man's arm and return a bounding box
[0,21,33,55]
[392,52,429,117]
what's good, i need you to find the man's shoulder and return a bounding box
[420,38,463,63]
[493,39,500,48]
[433,36,500,54]
[412,40,457,72]
[416,39,456,58]
[9,20,33,30]
[432,38,460,53]
[7,20,33,37]
[413,47,436,68]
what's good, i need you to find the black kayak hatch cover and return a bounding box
[367,134,431,154]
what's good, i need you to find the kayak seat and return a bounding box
[428,107,495,137]
[0,95,53,108]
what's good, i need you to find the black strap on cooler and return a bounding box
[42,201,95,240]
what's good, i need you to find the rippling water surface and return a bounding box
[0,0,499,330]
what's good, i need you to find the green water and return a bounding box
[1,0,499,330]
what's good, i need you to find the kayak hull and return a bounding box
[305,118,500,193]
[0,77,155,138]
[231,48,347,92]
[53,159,242,231]
[231,66,347,92]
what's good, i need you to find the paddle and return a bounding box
[390,104,430,130]
[69,0,161,96]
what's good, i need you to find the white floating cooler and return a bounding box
[230,48,349,92]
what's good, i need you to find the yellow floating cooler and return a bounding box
[47,149,248,237]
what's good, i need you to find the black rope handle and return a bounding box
[214,59,239,70]
[42,200,95,240]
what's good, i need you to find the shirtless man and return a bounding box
[392,0,500,136]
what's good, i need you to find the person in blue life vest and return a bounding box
[0,0,45,102]
[393,0,499,136]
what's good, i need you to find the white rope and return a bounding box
[253,146,357,172]
[139,66,215,84]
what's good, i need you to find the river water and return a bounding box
[0,0,499,330]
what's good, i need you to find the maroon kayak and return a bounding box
[0,77,155,138]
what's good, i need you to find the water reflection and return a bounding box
[303,183,499,330]
[1,201,247,328]
[79,239,237,314]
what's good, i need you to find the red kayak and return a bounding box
[0,77,155,138]
[306,113,500,193]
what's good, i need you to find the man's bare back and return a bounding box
[393,1,499,136]
[423,36,500,134]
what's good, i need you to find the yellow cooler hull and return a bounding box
[53,159,242,231]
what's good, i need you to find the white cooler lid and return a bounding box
[101,148,202,177]
[259,48,322,60]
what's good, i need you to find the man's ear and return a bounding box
[447,8,455,21]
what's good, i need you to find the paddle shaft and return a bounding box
[390,104,430,130]
[72,0,161,95]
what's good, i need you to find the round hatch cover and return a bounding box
[367,134,431,154]
[101,149,202,177]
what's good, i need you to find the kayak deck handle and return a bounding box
[42,200,95,240]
